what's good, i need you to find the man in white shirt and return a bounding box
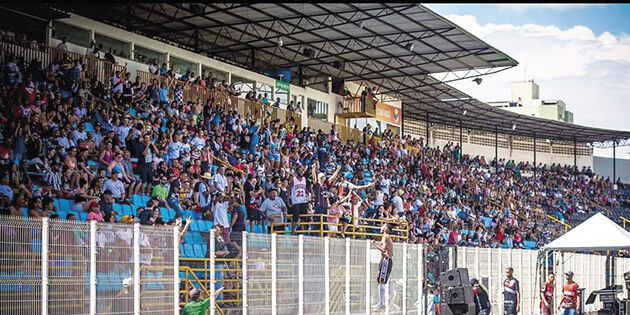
[391,189,404,216]
[259,188,287,233]
[213,193,230,241]
[212,166,228,193]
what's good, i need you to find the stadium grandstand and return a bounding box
[0,3,629,315]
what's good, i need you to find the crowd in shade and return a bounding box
[1,31,630,259]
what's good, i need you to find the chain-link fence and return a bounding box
[0,217,178,315]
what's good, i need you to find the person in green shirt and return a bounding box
[152,176,169,205]
[182,287,224,315]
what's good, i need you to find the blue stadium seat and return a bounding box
[78,212,88,222]
[182,244,194,258]
[193,244,207,258]
[132,195,143,207]
[183,210,195,219]
[59,199,73,212]
[191,231,204,245]
[57,211,67,220]
[122,204,134,216]
[190,220,201,232]
[112,203,123,215]
[87,160,99,168]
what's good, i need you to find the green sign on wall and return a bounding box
[275,80,290,91]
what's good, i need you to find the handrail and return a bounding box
[620,216,630,229]
[546,214,571,232]
[179,265,224,315]
[269,213,409,240]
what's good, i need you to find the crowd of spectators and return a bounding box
[1,32,629,258]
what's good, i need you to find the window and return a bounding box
[257,83,272,100]
[134,45,166,65]
[52,21,90,48]
[202,66,228,82]
[94,33,131,59]
[274,80,289,105]
[231,75,254,96]
[307,98,328,120]
[170,56,198,76]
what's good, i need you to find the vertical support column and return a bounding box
[402,243,407,315]
[324,237,330,315]
[165,52,170,69]
[209,229,216,315]
[498,248,503,309]
[298,234,304,315]
[41,218,49,315]
[573,137,577,173]
[459,119,463,157]
[533,133,537,178]
[495,125,499,175]
[425,112,430,147]
[133,223,140,315]
[271,233,277,315]
[448,247,455,269]
[474,247,480,279]
[418,244,424,315]
[401,109,405,136]
[90,221,97,315]
[462,247,467,268]
[129,42,135,62]
[487,248,492,311]
[298,235,304,315]
[366,240,371,314]
[345,238,351,315]
[613,140,617,185]
[173,225,179,315]
[242,232,248,315]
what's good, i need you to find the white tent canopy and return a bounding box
[543,212,630,251]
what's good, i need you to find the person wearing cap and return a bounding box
[181,287,224,315]
[86,200,104,222]
[559,271,579,315]
[503,267,520,315]
[259,188,287,234]
[541,272,555,315]
[470,278,491,315]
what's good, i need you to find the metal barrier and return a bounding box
[621,216,630,229]
[0,216,179,315]
[269,214,409,241]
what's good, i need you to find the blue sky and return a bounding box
[424,4,630,159]
[426,4,630,36]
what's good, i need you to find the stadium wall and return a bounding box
[594,156,630,184]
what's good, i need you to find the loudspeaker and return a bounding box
[446,286,474,304]
[440,268,470,287]
[439,302,475,315]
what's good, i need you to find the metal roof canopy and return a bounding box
[402,76,630,147]
[48,3,630,146]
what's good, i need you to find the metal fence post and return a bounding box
[345,238,350,315]
[133,223,140,315]
[462,247,467,269]
[210,229,216,315]
[324,236,330,315]
[402,242,407,315]
[271,233,277,315]
[498,248,503,310]
[173,225,179,315]
[41,217,49,315]
[365,239,371,313]
[242,232,248,315]
[448,246,455,269]
[298,235,304,315]
[418,244,423,315]
[90,221,97,315]
[487,248,492,310]
[474,247,480,279]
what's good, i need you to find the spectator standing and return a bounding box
[541,273,555,315]
[503,267,520,315]
[559,271,579,315]
[471,278,491,315]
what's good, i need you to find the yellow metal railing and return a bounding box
[620,216,630,229]
[269,214,409,241]
[179,266,224,315]
[546,214,571,232]
[179,257,243,305]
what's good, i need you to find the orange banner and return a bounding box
[376,101,402,126]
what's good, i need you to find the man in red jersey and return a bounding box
[540,272,555,315]
[558,271,579,315]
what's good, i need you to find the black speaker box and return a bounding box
[439,302,476,315]
[446,286,474,304]
[440,268,470,287]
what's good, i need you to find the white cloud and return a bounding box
[440,14,630,158]
[497,4,608,12]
